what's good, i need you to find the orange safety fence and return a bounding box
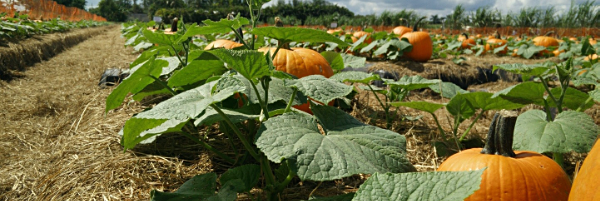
[0,0,106,21]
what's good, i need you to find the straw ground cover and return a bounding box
[0,25,596,200]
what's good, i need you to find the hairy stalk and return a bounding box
[459,110,485,141]
[367,85,390,128]
[150,76,176,95]
[284,88,298,112]
[211,104,260,161]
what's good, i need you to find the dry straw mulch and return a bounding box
[0,26,213,200]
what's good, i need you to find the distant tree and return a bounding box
[95,0,128,21]
[430,14,441,24]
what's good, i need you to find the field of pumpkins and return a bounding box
[107,7,600,199]
[1,1,600,200]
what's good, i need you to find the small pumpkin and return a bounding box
[459,33,476,50]
[204,39,244,50]
[533,31,559,56]
[351,31,372,44]
[438,111,572,201]
[258,47,334,113]
[401,17,432,62]
[485,37,508,55]
[327,28,345,36]
[569,140,600,200]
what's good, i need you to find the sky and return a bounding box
[86,0,594,17]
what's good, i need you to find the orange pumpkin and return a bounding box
[327,28,345,36]
[401,17,432,62]
[392,26,412,37]
[459,33,476,50]
[485,38,508,55]
[569,140,600,200]
[584,54,598,61]
[258,47,334,113]
[533,36,559,56]
[351,31,372,44]
[438,111,572,201]
[204,39,244,50]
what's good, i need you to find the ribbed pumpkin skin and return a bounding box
[402,32,433,62]
[461,38,476,50]
[258,47,333,78]
[392,26,412,36]
[438,148,571,201]
[204,39,244,50]
[569,141,600,201]
[258,47,334,113]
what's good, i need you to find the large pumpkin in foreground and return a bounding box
[258,47,333,113]
[438,111,572,201]
[569,140,600,201]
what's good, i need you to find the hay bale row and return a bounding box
[0,26,113,81]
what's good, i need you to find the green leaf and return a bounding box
[591,88,600,103]
[180,17,249,41]
[330,71,380,84]
[256,105,415,181]
[492,82,546,105]
[209,49,270,81]
[194,106,259,126]
[548,87,594,111]
[151,173,217,200]
[513,110,599,153]
[446,94,475,121]
[389,101,444,114]
[461,91,525,111]
[387,75,440,90]
[120,118,187,150]
[143,29,180,46]
[135,77,245,120]
[219,164,260,193]
[517,45,546,59]
[285,75,354,104]
[106,58,166,112]
[236,76,306,106]
[321,51,344,71]
[158,56,181,76]
[251,27,347,47]
[493,44,507,54]
[428,82,468,98]
[352,169,484,201]
[341,53,366,68]
[306,193,355,201]
[492,63,550,78]
[168,59,226,87]
[206,179,244,201]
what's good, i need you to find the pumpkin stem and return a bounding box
[171,17,178,32]
[480,110,517,157]
[461,32,469,39]
[412,17,426,32]
[274,17,290,49]
[545,30,555,37]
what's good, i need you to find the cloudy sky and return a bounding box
[86,0,593,17]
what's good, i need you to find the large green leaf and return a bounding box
[446,94,475,121]
[513,110,598,153]
[352,169,484,201]
[180,17,249,41]
[219,164,261,193]
[387,75,440,90]
[516,44,546,59]
[168,59,226,87]
[330,71,380,84]
[493,63,551,79]
[209,49,270,81]
[461,91,525,111]
[255,105,415,181]
[120,118,188,150]
[492,82,546,105]
[143,29,180,46]
[389,101,444,114]
[321,51,344,71]
[251,27,347,47]
[158,56,181,76]
[284,75,354,104]
[235,76,307,106]
[591,87,600,103]
[106,58,167,112]
[428,82,468,99]
[151,173,218,201]
[135,77,245,120]
[547,87,595,110]
[340,53,366,68]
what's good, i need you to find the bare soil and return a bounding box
[0,26,596,200]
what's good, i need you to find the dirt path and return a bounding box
[0,25,211,200]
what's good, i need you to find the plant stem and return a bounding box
[179,131,235,164]
[540,77,559,106]
[553,152,564,168]
[284,88,298,113]
[367,85,390,128]
[429,112,447,141]
[261,78,271,120]
[459,110,485,141]
[150,76,176,95]
[576,96,593,112]
[211,104,260,161]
